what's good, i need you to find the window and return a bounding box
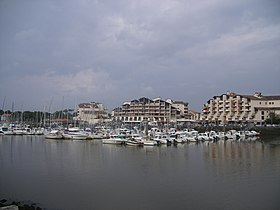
[261,111,264,115]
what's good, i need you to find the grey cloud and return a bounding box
[0,0,279,111]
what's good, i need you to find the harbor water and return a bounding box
[0,135,280,210]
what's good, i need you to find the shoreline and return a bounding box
[0,199,43,210]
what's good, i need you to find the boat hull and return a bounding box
[102,139,124,145]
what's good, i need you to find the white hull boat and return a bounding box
[45,130,64,139]
[143,140,157,146]
[63,128,89,140]
[126,139,144,146]
[102,135,124,144]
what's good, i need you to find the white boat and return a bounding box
[217,132,226,140]
[1,124,14,135]
[207,131,219,141]
[174,136,184,143]
[225,130,237,140]
[235,131,246,139]
[143,140,157,146]
[173,131,187,143]
[102,135,124,145]
[34,128,45,135]
[153,134,168,144]
[186,131,198,142]
[63,127,89,140]
[126,138,144,146]
[13,128,24,135]
[197,133,210,141]
[89,132,106,139]
[22,127,34,135]
[140,136,157,146]
[45,130,64,139]
[249,130,260,137]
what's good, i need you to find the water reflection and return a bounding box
[0,136,280,210]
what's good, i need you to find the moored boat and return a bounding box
[63,127,89,140]
[45,130,64,139]
[126,138,144,146]
[102,135,124,145]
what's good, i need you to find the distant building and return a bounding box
[0,113,12,122]
[188,110,201,122]
[202,92,280,124]
[75,102,109,124]
[112,97,190,123]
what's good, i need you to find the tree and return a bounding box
[265,112,280,125]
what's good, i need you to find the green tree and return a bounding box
[265,112,280,125]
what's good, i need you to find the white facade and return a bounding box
[76,102,109,124]
[112,97,189,123]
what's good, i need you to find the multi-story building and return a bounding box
[202,92,280,124]
[75,102,109,124]
[188,110,201,122]
[112,97,190,123]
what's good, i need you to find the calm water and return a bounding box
[0,135,280,210]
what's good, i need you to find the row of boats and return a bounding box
[0,125,45,135]
[0,124,261,146]
[45,127,261,146]
[101,129,260,146]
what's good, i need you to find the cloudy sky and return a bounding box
[0,0,280,112]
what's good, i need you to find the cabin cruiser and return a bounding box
[153,134,169,144]
[197,133,210,141]
[102,134,125,145]
[0,125,13,135]
[45,130,64,139]
[126,138,144,146]
[63,127,89,140]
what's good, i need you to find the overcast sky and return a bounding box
[0,0,280,112]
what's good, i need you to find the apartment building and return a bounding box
[188,110,201,122]
[76,102,109,124]
[202,92,280,124]
[112,97,190,123]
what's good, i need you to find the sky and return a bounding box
[0,0,280,112]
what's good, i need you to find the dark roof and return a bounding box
[262,96,280,100]
[241,95,280,100]
[255,107,280,110]
[174,101,189,105]
[78,102,99,108]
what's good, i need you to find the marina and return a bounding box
[1,0,279,209]
[0,131,279,210]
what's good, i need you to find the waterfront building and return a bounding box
[188,110,201,122]
[75,102,110,124]
[0,113,12,123]
[112,97,190,124]
[202,92,280,124]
